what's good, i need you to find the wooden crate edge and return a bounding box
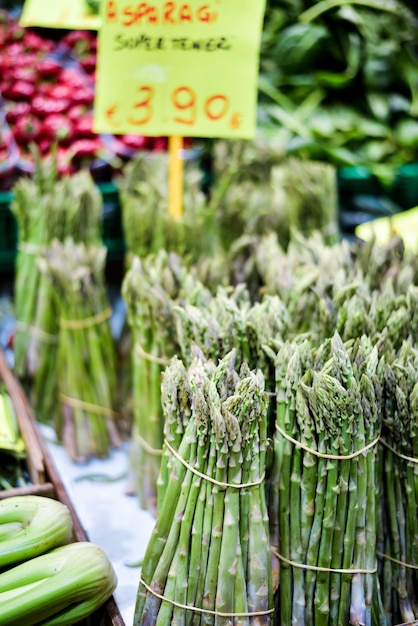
[0,348,126,626]
[0,348,45,485]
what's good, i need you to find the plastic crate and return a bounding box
[337,166,385,197]
[0,191,17,273]
[337,166,402,237]
[98,182,126,261]
[390,162,418,210]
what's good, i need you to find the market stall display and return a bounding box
[0,1,418,625]
[121,229,418,623]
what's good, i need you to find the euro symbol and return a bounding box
[105,104,121,126]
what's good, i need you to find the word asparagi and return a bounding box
[105,1,219,25]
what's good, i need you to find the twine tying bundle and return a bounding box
[275,422,380,460]
[15,321,59,345]
[164,439,265,489]
[59,307,112,330]
[58,392,121,419]
[139,578,275,618]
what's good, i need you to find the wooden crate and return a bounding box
[0,348,125,626]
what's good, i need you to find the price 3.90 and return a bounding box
[125,84,242,129]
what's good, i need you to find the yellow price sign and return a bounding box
[93,0,266,138]
[20,0,100,30]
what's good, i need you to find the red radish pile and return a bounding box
[0,10,178,188]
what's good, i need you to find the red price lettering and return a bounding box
[172,86,196,126]
[229,112,242,130]
[204,94,229,121]
[128,85,154,126]
[122,84,240,129]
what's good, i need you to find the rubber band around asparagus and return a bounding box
[376,551,418,570]
[18,242,46,255]
[380,438,418,464]
[134,431,163,456]
[58,392,121,419]
[139,577,275,618]
[135,343,171,367]
[59,307,112,329]
[15,321,59,345]
[164,439,265,488]
[275,423,380,460]
[272,549,377,574]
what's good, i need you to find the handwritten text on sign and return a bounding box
[93,0,266,138]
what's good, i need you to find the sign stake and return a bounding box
[168,135,184,220]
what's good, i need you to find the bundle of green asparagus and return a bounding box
[269,158,340,247]
[38,238,122,462]
[12,149,59,382]
[228,230,418,350]
[271,332,386,626]
[172,286,290,426]
[124,224,418,509]
[123,246,292,512]
[134,349,273,626]
[207,139,282,252]
[377,339,418,623]
[119,205,418,620]
[118,150,220,267]
[354,235,418,294]
[208,139,339,252]
[11,149,102,423]
[122,251,209,513]
[226,229,357,323]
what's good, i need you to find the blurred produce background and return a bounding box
[0,0,417,274]
[1,4,418,624]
